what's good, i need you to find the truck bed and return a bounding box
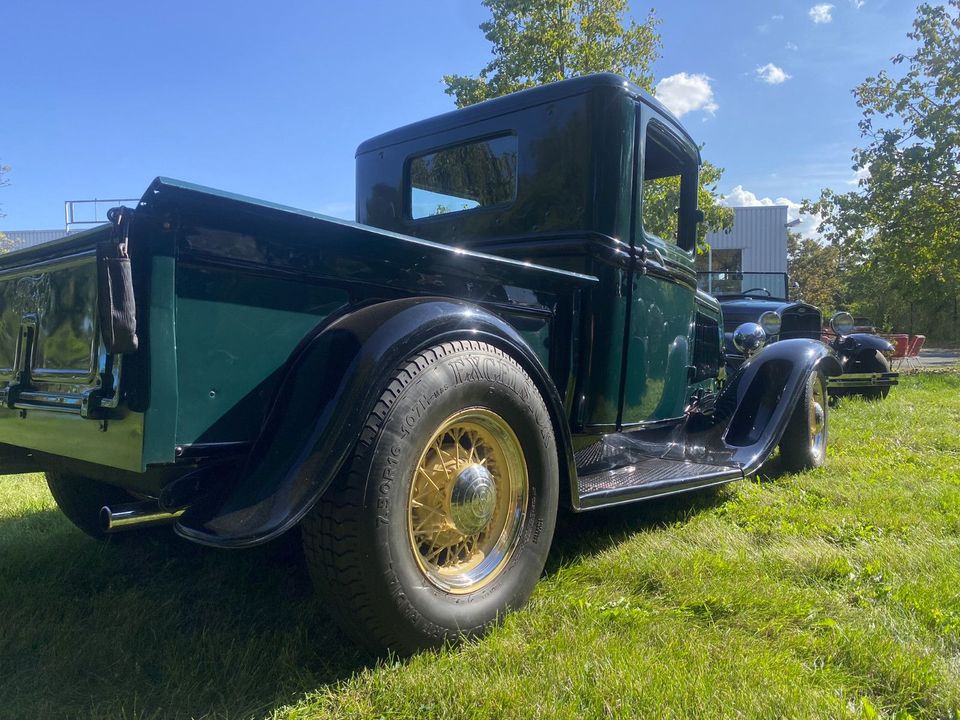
[0,178,595,485]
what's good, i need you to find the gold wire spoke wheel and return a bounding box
[810,375,827,460]
[407,408,528,594]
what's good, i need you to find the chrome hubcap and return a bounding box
[449,464,498,535]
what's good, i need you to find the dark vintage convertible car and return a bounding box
[0,75,843,654]
[698,271,897,399]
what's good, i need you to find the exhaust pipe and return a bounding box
[100,501,186,533]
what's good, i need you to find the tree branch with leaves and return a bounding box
[442,0,733,243]
[805,1,959,340]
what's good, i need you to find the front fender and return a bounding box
[716,339,841,474]
[175,297,574,548]
[833,332,894,365]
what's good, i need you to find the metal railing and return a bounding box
[64,198,139,230]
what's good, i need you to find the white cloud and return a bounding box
[722,185,822,239]
[846,166,871,185]
[785,41,799,51]
[654,73,719,118]
[850,0,864,8]
[755,63,791,84]
[772,14,784,20]
[809,4,834,23]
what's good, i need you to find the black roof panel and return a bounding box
[356,73,696,157]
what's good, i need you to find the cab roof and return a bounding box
[356,72,700,161]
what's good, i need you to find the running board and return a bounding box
[576,456,742,510]
[827,371,898,390]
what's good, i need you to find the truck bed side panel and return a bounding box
[136,178,594,468]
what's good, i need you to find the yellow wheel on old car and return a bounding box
[779,369,829,472]
[407,408,527,594]
[301,341,559,655]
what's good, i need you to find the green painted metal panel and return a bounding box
[172,265,348,447]
[580,263,630,429]
[141,255,180,467]
[621,268,695,424]
[0,227,146,472]
[0,406,144,471]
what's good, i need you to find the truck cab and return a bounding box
[356,73,719,433]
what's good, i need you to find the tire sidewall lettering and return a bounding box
[363,344,559,633]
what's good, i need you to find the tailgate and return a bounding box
[0,223,144,471]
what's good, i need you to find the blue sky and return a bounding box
[0,1,924,236]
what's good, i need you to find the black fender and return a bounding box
[714,338,841,474]
[831,332,894,368]
[175,297,576,548]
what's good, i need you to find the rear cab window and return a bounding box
[408,135,518,219]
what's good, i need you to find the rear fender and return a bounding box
[175,297,574,548]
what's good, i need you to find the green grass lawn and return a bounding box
[1,373,959,719]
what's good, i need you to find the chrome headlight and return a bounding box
[733,322,766,356]
[758,311,781,336]
[830,311,855,336]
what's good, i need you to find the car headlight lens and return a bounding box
[758,311,781,336]
[830,311,855,336]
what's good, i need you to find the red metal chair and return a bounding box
[884,334,910,370]
[905,335,926,370]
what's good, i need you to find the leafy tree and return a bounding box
[442,0,733,241]
[787,232,845,313]
[642,161,734,244]
[806,1,960,340]
[443,0,661,106]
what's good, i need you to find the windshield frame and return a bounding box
[696,271,789,300]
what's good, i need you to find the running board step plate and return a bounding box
[576,456,742,510]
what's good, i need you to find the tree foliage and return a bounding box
[443,0,661,107]
[806,1,960,339]
[641,162,733,244]
[442,0,733,242]
[787,231,845,313]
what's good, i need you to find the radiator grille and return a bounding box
[691,312,721,381]
[780,306,821,340]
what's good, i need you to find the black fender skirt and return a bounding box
[174,297,575,548]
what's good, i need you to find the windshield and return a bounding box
[697,272,788,299]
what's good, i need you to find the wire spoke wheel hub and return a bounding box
[407,407,527,594]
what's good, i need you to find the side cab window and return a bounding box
[640,120,699,253]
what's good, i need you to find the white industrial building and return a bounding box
[697,205,791,275]
[0,229,77,251]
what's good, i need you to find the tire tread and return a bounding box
[301,340,540,653]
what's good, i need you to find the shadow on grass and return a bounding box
[0,508,369,720]
[546,456,795,572]
[0,463,796,720]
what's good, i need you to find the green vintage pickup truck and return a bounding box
[0,74,839,653]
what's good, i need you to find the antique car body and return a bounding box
[0,74,840,653]
[698,271,897,398]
